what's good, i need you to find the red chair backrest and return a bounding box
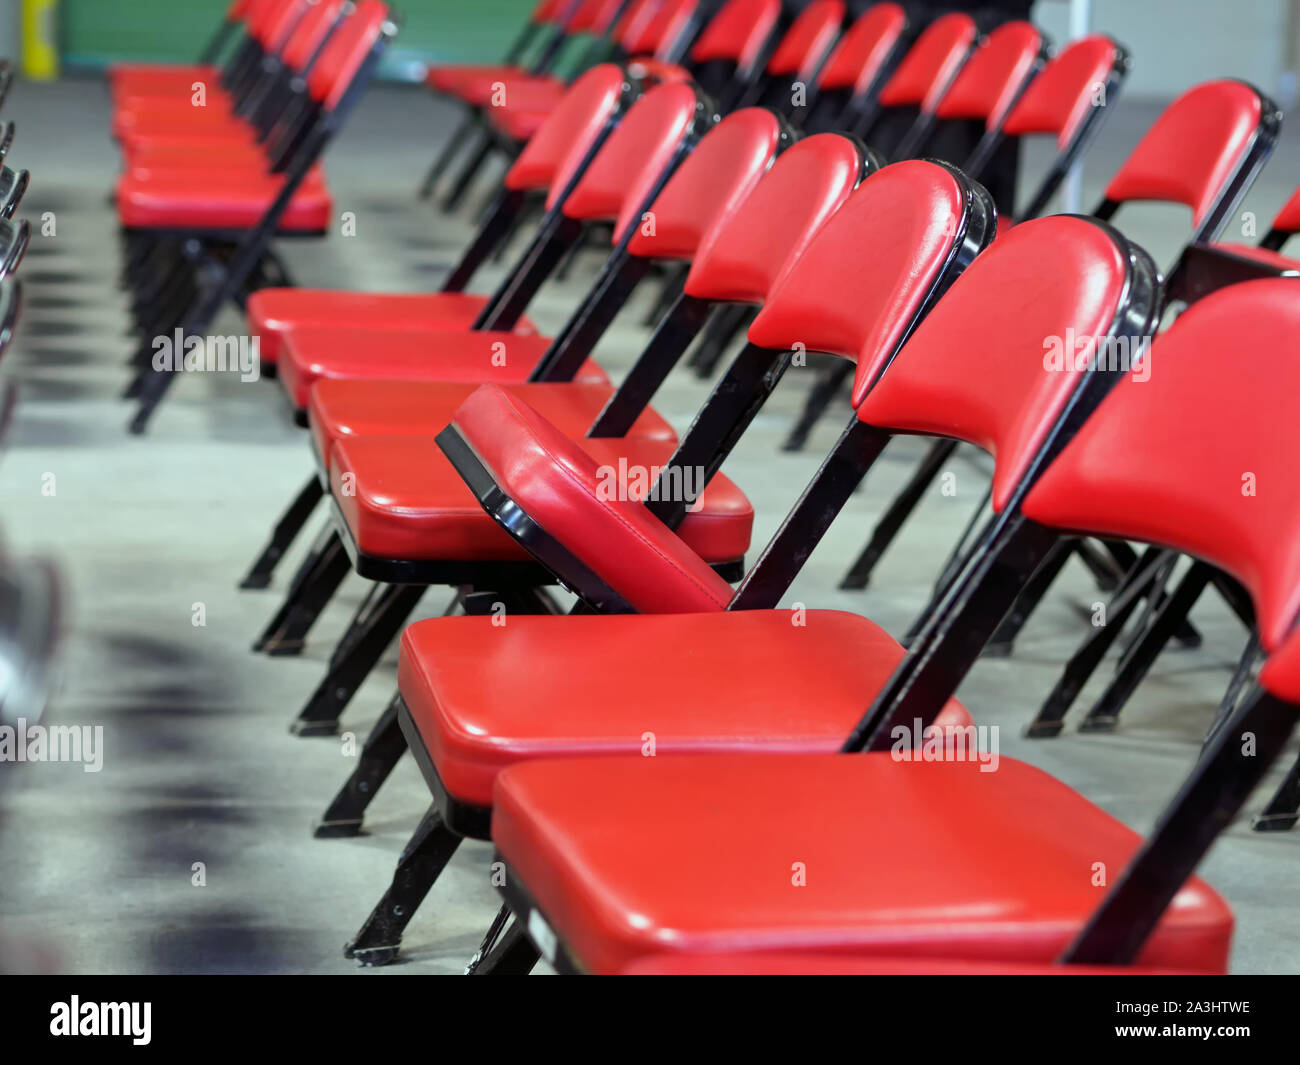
[748,160,972,373]
[1024,276,1300,652]
[505,64,627,195]
[855,215,1134,511]
[934,20,1042,129]
[876,11,975,111]
[263,0,311,53]
[766,0,845,80]
[306,0,391,110]
[618,0,698,58]
[1103,79,1265,228]
[282,0,346,74]
[571,0,628,35]
[683,132,865,304]
[1001,34,1120,149]
[560,81,701,240]
[1269,185,1300,234]
[689,0,782,70]
[818,2,906,96]
[627,108,783,262]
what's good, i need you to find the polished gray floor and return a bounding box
[0,77,1296,974]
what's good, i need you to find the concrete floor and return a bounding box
[0,77,1296,975]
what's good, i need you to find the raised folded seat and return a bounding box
[330,435,752,569]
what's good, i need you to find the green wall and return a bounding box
[60,0,539,78]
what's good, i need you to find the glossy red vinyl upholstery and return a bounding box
[746,159,966,375]
[1102,80,1262,227]
[854,216,1129,510]
[934,21,1042,129]
[686,0,782,71]
[445,384,738,611]
[400,610,973,808]
[817,3,906,97]
[248,292,540,365]
[763,0,843,80]
[309,379,675,462]
[876,12,975,111]
[623,954,1207,975]
[276,328,608,410]
[683,132,863,303]
[1023,278,1300,651]
[556,81,701,241]
[491,754,1232,974]
[331,433,752,565]
[1001,35,1120,148]
[116,172,332,231]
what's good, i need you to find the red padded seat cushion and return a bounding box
[116,170,331,232]
[245,289,540,364]
[400,609,972,808]
[492,753,1233,975]
[276,326,609,410]
[306,378,676,462]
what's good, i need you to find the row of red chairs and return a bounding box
[112,0,399,432]
[110,3,1300,973]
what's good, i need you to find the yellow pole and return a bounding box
[22,0,59,81]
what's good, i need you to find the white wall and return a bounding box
[1035,0,1291,101]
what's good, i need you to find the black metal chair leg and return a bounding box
[466,911,541,975]
[1079,561,1214,733]
[840,439,959,590]
[327,583,385,672]
[781,359,854,452]
[344,803,463,966]
[419,112,477,199]
[239,475,324,590]
[314,694,409,838]
[254,530,351,656]
[1025,547,1169,738]
[290,583,426,736]
[982,538,1078,657]
[1253,748,1300,832]
[1202,633,1263,754]
[441,136,495,214]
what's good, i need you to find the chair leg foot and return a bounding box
[344,803,461,967]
